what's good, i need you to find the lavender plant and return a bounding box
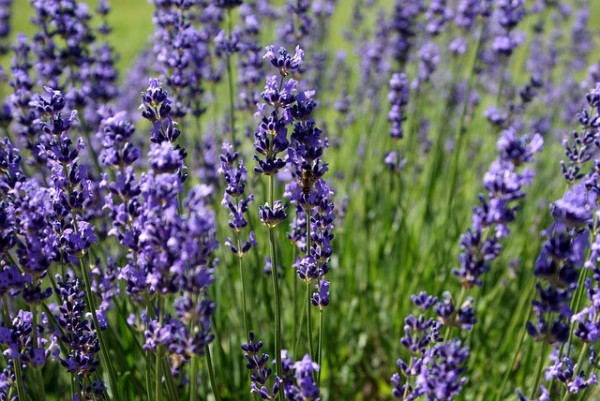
[1,1,600,400]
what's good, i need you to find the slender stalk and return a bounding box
[226,8,236,147]
[79,256,121,401]
[30,277,46,401]
[237,228,250,336]
[146,350,153,401]
[190,355,198,401]
[294,287,309,358]
[162,357,179,401]
[495,317,529,401]
[70,377,76,401]
[155,300,164,401]
[447,21,485,213]
[292,247,298,356]
[305,206,314,359]
[268,174,284,401]
[190,295,199,401]
[307,282,314,358]
[205,345,222,401]
[529,341,549,399]
[317,310,324,386]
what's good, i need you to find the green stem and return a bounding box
[268,175,284,401]
[237,228,250,336]
[529,341,549,399]
[79,257,121,401]
[155,353,163,401]
[305,206,314,359]
[30,278,46,401]
[190,354,198,401]
[226,8,236,147]
[190,294,199,401]
[162,357,179,401]
[495,317,529,401]
[205,345,222,401]
[447,20,485,214]
[146,350,153,401]
[294,286,309,358]
[317,310,324,386]
[307,282,314,359]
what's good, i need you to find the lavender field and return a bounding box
[2,0,600,400]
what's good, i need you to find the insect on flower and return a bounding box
[298,164,317,196]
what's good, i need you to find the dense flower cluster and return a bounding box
[391,293,470,400]
[454,129,543,287]
[241,332,321,400]
[523,83,600,398]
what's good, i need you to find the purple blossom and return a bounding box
[241,332,283,400]
[388,73,409,139]
[263,45,304,77]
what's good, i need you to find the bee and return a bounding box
[298,165,317,196]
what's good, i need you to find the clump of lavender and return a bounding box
[454,129,543,288]
[285,86,334,314]
[522,83,600,399]
[237,4,264,112]
[491,0,525,58]
[392,128,543,399]
[254,44,307,385]
[425,0,452,37]
[389,0,425,69]
[391,293,470,400]
[104,80,218,393]
[150,0,205,120]
[280,0,312,45]
[9,35,44,168]
[87,0,119,125]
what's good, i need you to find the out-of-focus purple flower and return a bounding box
[280,349,322,400]
[425,0,452,36]
[0,0,13,55]
[263,45,304,77]
[388,73,409,139]
[416,42,440,86]
[384,151,406,173]
[213,0,242,9]
[454,131,542,287]
[389,0,425,68]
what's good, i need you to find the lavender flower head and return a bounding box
[388,72,409,139]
